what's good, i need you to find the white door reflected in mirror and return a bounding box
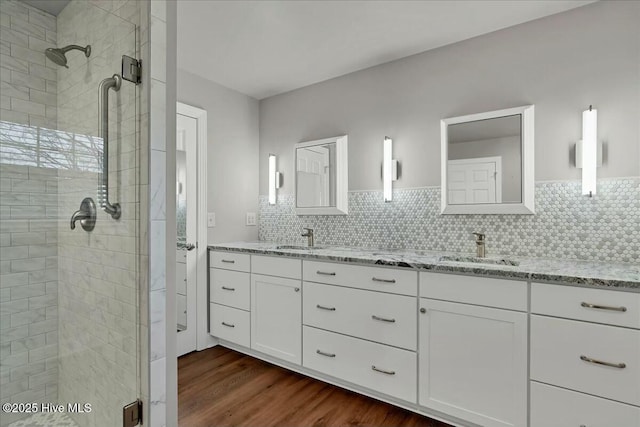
[448,157,501,204]
[295,135,348,215]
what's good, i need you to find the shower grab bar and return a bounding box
[98,74,122,220]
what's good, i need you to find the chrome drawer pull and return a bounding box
[221,286,235,291]
[580,355,626,369]
[372,277,396,283]
[316,270,336,276]
[581,302,627,312]
[371,365,395,375]
[317,304,336,311]
[372,315,396,323]
[316,349,336,358]
[221,322,235,328]
[221,259,235,264]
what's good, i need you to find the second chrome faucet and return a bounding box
[302,228,314,247]
[473,232,486,258]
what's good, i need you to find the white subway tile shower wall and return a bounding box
[0,164,59,427]
[0,0,57,130]
[55,1,140,427]
[0,3,58,425]
[259,178,640,264]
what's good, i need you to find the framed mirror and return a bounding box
[295,135,348,215]
[441,105,535,214]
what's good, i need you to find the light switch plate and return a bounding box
[207,212,216,227]
[246,212,257,226]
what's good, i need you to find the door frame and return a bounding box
[176,102,215,352]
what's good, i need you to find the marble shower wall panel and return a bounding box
[259,178,640,264]
[147,1,169,425]
[56,1,140,427]
[0,0,57,130]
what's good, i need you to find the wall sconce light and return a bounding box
[268,154,282,205]
[575,105,601,197]
[383,136,398,202]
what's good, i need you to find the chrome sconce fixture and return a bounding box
[383,136,399,202]
[575,105,601,197]
[268,154,282,205]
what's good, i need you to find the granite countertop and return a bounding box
[208,242,640,291]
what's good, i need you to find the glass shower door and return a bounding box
[0,1,141,426]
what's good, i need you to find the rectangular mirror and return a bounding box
[441,105,535,214]
[295,135,348,215]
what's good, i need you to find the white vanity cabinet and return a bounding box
[302,260,419,402]
[530,282,640,426]
[208,247,639,427]
[251,255,302,364]
[418,272,528,427]
[209,251,251,347]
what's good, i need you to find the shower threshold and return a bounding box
[6,411,79,427]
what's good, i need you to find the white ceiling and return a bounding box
[177,0,595,100]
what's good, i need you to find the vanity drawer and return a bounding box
[419,272,526,311]
[210,303,250,347]
[252,255,301,279]
[532,282,640,329]
[209,251,251,272]
[303,282,416,350]
[530,381,640,427]
[303,326,417,403]
[210,269,250,310]
[531,315,640,405]
[303,260,417,296]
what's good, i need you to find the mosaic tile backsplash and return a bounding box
[259,177,640,264]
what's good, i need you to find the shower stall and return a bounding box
[0,1,147,425]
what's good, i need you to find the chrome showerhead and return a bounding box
[45,44,91,68]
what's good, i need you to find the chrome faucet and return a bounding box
[301,228,314,247]
[473,232,486,258]
[70,210,90,230]
[70,197,97,231]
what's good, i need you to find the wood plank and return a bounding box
[179,346,451,427]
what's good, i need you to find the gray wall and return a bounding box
[259,0,640,195]
[177,69,259,243]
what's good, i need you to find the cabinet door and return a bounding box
[251,274,302,364]
[418,299,527,427]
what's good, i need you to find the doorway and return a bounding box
[176,103,209,356]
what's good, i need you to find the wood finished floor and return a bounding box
[178,346,452,427]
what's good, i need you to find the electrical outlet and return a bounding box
[207,212,216,227]
[246,212,257,226]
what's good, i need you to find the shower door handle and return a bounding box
[98,74,122,220]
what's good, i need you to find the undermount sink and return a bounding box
[276,245,324,250]
[439,255,520,266]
